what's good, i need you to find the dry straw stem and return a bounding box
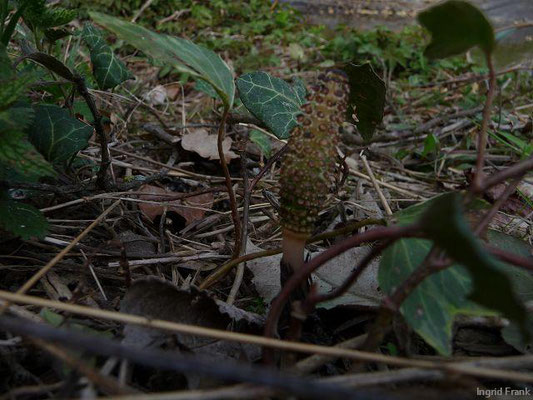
[0,200,121,314]
[1,290,532,383]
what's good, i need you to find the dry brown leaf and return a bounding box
[138,184,214,226]
[181,128,237,162]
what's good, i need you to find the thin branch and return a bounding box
[488,246,533,272]
[263,225,421,362]
[72,74,110,189]
[217,107,242,258]
[478,154,533,193]
[474,177,522,235]
[472,52,497,192]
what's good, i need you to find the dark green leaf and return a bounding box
[421,193,526,332]
[291,77,307,104]
[237,71,303,139]
[249,129,271,157]
[380,194,528,355]
[22,0,76,29]
[344,63,385,141]
[81,23,131,90]
[28,104,93,163]
[417,0,495,59]
[421,133,439,157]
[195,79,220,99]
[0,133,55,179]
[487,231,533,352]
[379,238,483,355]
[1,3,26,46]
[22,52,76,82]
[44,28,72,44]
[0,199,48,239]
[89,12,234,108]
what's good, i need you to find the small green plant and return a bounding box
[0,0,131,239]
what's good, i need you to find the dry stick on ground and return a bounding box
[2,291,533,383]
[360,154,392,216]
[0,200,121,314]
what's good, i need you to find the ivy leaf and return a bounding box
[27,104,93,163]
[344,63,385,141]
[379,193,528,355]
[0,133,55,180]
[0,46,34,110]
[21,0,76,29]
[487,231,533,352]
[421,193,526,329]
[418,0,495,59]
[0,199,48,239]
[237,71,303,139]
[379,238,482,355]
[291,77,307,104]
[89,11,235,108]
[81,23,132,90]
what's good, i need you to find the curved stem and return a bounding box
[263,224,420,363]
[472,51,496,192]
[199,218,385,290]
[218,107,241,258]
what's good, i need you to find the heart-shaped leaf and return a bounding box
[344,63,385,141]
[237,71,304,139]
[89,11,235,108]
[418,0,495,59]
[81,23,132,90]
[421,193,526,328]
[28,104,93,163]
[379,193,528,355]
[0,199,48,239]
[488,230,533,352]
[379,238,482,355]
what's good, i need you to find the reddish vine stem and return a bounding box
[263,224,421,363]
[217,107,242,258]
[72,74,110,189]
[362,244,533,352]
[362,248,448,352]
[478,154,533,193]
[249,144,288,191]
[474,177,522,236]
[284,240,393,348]
[472,52,496,192]
[488,246,533,272]
[305,241,392,307]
